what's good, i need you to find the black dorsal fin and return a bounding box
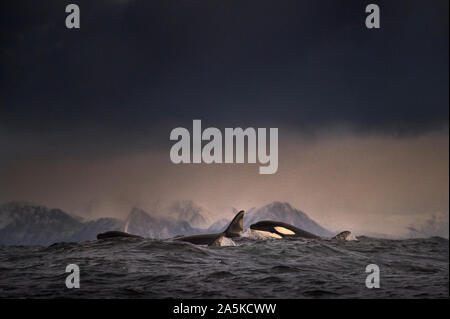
[223,210,244,237]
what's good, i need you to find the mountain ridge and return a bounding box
[1,200,334,245]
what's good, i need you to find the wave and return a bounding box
[0,236,448,298]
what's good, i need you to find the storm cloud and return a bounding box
[0,0,448,236]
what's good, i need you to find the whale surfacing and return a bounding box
[250,220,321,239]
[174,210,245,246]
[332,231,355,241]
[250,220,353,241]
[96,210,353,245]
[95,211,244,246]
[97,231,142,240]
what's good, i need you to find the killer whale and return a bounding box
[332,230,353,241]
[249,220,353,240]
[249,220,321,239]
[97,211,352,245]
[96,210,245,246]
[97,231,142,240]
[173,210,245,246]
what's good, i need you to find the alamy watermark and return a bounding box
[65,4,80,29]
[365,4,381,29]
[65,3,380,30]
[65,264,80,289]
[365,264,380,289]
[170,120,279,174]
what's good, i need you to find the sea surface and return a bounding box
[0,235,448,298]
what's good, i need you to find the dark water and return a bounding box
[0,236,448,298]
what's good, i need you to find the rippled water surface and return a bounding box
[0,236,448,298]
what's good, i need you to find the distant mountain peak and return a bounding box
[127,206,154,219]
[124,206,196,239]
[1,201,48,210]
[0,202,122,246]
[167,200,211,228]
[1,200,333,245]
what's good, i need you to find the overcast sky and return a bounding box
[0,0,448,236]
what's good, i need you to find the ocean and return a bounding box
[0,235,448,298]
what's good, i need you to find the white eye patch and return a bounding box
[274,226,295,235]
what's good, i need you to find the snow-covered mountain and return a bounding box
[0,202,205,245]
[124,207,197,238]
[0,200,333,245]
[166,200,212,229]
[206,218,230,233]
[407,212,449,239]
[207,202,333,237]
[0,202,123,246]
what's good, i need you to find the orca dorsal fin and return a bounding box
[223,210,244,237]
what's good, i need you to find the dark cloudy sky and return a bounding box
[0,0,448,236]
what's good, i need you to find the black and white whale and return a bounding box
[96,210,245,246]
[331,230,353,241]
[249,220,354,241]
[97,231,143,240]
[97,211,353,245]
[173,210,244,246]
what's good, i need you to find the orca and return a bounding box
[249,220,321,239]
[332,230,354,241]
[96,211,353,245]
[97,231,142,240]
[249,220,353,241]
[96,210,245,246]
[174,210,244,246]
